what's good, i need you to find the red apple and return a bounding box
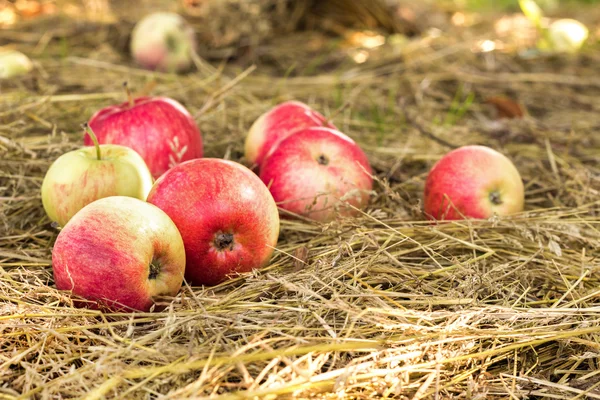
[423,145,525,220]
[85,95,203,179]
[259,127,373,222]
[130,12,196,73]
[52,196,186,312]
[146,158,280,286]
[244,101,337,169]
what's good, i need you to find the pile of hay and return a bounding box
[1,0,600,398]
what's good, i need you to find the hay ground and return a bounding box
[1,1,600,398]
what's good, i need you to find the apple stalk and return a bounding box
[123,82,134,108]
[82,123,102,161]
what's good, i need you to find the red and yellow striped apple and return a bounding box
[42,125,153,227]
[259,127,373,222]
[85,95,203,179]
[146,158,280,286]
[244,101,336,169]
[52,196,186,312]
[423,145,525,220]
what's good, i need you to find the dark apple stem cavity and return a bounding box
[82,123,101,161]
[165,34,178,51]
[214,232,235,251]
[316,154,329,166]
[123,81,134,108]
[489,191,503,205]
[148,258,161,280]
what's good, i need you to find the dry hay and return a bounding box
[1,0,600,399]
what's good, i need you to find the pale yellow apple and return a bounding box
[545,19,588,53]
[0,50,33,78]
[42,144,153,227]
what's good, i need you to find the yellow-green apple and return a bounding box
[423,145,524,220]
[146,158,279,286]
[52,196,186,312]
[85,94,203,179]
[0,50,33,78]
[545,19,588,53]
[259,127,373,222]
[130,12,196,73]
[42,124,153,227]
[244,101,336,169]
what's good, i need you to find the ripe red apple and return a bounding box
[85,94,203,179]
[259,127,373,222]
[146,158,280,286]
[423,145,525,220]
[52,196,186,312]
[130,12,196,73]
[42,124,154,227]
[244,101,337,169]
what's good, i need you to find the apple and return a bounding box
[42,124,154,227]
[545,19,588,53]
[130,12,196,73]
[0,50,33,78]
[85,90,203,179]
[146,158,279,286]
[423,145,525,220]
[52,196,186,312]
[244,101,337,169]
[259,127,373,222]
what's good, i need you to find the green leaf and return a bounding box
[519,0,544,28]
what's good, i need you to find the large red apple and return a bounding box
[259,127,373,222]
[85,95,203,179]
[146,158,280,286]
[423,145,525,220]
[244,101,336,169]
[52,196,186,312]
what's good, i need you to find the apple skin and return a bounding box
[52,196,186,312]
[130,12,196,73]
[146,158,280,286]
[41,144,154,227]
[244,101,337,169]
[85,96,203,179]
[423,145,525,220]
[259,127,373,222]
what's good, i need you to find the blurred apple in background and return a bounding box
[42,124,153,227]
[245,101,337,170]
[259,127,373,222]
[52,196,186,312]
[544,18,588,53]
[147,158,280,286]
[0,50,33,78]
[85,91,203,179]
[130,12,196,73]
[423,145,525,220]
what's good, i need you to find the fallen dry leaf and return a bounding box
[485,96,525,119]
[292,246,309,271]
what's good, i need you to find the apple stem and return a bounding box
[82,123,102,161]
[123,81,134,108]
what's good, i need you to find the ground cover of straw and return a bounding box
[1,2,600,399]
